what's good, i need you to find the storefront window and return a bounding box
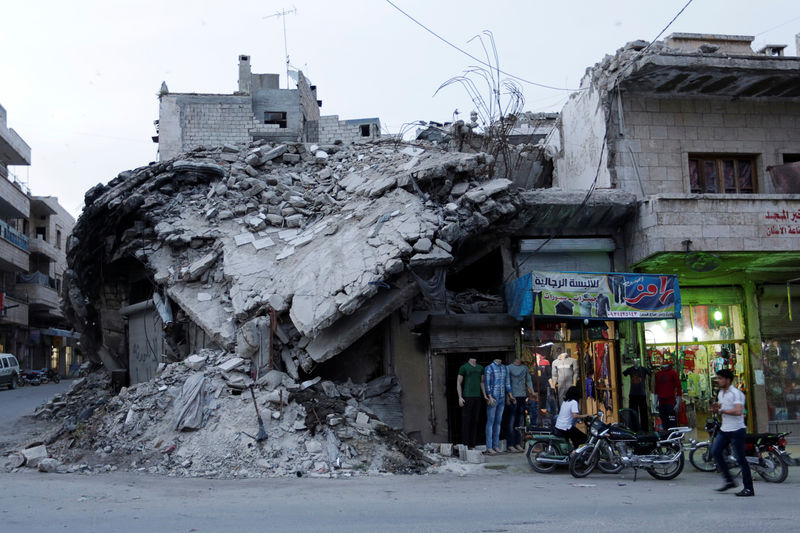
[762,339,800,422]
[644,304,749,433]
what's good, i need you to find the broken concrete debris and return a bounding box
[10,353,441,478]
[43,137,535,478]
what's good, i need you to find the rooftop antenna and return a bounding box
[263,6,297,89]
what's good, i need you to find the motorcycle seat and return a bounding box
[746,433,779,444]
[634,431,672,443]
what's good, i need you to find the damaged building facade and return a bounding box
[155,55,381,161]
[57,32,800,472]
[554,32,800,435]
[0,103,78,375]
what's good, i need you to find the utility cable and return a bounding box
[754,13,800,37]
[384,0,582,92]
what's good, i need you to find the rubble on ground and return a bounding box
[10,353,437,478]
[45,138,538,477]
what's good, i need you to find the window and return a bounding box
[360,124,371,137]
[688,155,756,194]
[264,111,287,128]
[56,229,62,249]
[35,226,46,240]
[783,154,800,164]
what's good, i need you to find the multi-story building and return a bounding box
[0,103,77,375]
[156,55,381,160]
[553,32,800,434]
[0,103,32,362]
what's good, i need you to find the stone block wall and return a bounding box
[627,194,800,264]
[317,115,380,145]
[614,96,800,196]
[180,96,255,150]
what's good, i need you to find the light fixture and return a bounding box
[713,309,723,321]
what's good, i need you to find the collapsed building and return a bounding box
[45,121,634,476]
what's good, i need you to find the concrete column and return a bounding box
[743,279,768,432]
[238,55,251,94]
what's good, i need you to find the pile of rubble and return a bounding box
[44,138,531,477]
[8,352,438,478]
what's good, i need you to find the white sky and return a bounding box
[2,0,799,219]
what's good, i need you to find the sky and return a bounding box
[2,0,799,219]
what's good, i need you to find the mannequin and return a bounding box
[552,352,579,405]
[654,361,681,430]
[456,357,484,448]
[623,359,651,431]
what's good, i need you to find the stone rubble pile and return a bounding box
[12,351,437,478]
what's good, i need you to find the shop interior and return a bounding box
[520,318,621,427]
[642,303,749,437]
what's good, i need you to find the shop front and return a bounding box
[632,251,800,435]
[506,270,681,431]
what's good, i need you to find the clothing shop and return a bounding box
[633,251,800,435]
[506,270,682,431]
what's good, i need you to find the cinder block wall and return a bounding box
[317,115,379,145]
[614,96,800,195]
[180,95,255,151]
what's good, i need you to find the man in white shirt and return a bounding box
[711,369,754,497]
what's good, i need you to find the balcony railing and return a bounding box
[16,271,57,289]
[0,219,29,251]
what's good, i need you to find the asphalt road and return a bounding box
[0,378,72,427]
[2,462,799,533]
[0,378,72,451]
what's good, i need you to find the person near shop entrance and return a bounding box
[654,361,681,430]
[554,385,591,448]
[506,359,534,453]
[623,359,651,431]
[457,357,485,449]
[711,369,754,497]
[482,357,511,454]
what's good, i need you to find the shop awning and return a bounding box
[428,313,518,354]
[505,270,681,321]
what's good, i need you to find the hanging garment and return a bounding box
[553,356,579,403]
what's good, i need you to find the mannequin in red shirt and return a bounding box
[654,362,681,430]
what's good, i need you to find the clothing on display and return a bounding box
[552,354,579,404]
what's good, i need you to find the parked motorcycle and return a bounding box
[42,367,61,384]
[568,416,691,480]
[689,416,791,483]
[525,413,622,474]
[19,370,42,386]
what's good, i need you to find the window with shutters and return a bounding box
[688,155,757,194]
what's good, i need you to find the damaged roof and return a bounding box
[63,139,532,373]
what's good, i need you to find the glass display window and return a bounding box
[761,338,800,422]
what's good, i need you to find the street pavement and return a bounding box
[2,453,799,533]
[0,378,72,451]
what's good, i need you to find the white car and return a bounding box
[0,353,21,389]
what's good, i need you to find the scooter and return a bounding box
[689,416,793,483]
[568,416,691,480]
[19,370,42,386]
[524,412,622,474]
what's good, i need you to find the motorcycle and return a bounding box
[568,415,691,480]
[525,412,623,474]
[43,367,61,384]
[19,370,42,386]
[689,416,792,483]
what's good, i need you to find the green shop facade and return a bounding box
[633,250,800,435]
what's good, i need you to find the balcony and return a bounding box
[28,235,59,261]
[0,293,28,326]
[16,272,60,310]
[0,221,28,272]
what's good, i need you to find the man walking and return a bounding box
[482,357,511,454]
[711,369,754,497]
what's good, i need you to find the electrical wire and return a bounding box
[754,13,800,37]
[383,0,582,92]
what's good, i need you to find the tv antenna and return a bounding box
[263,6,297,89]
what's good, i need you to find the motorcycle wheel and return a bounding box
[527,441,558,473]
[757,449,789,483]
[597,441,624,474]
[568,446,598,478]
[689,444,716,472]
[646,444,685,480]
[53,374,60,384]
